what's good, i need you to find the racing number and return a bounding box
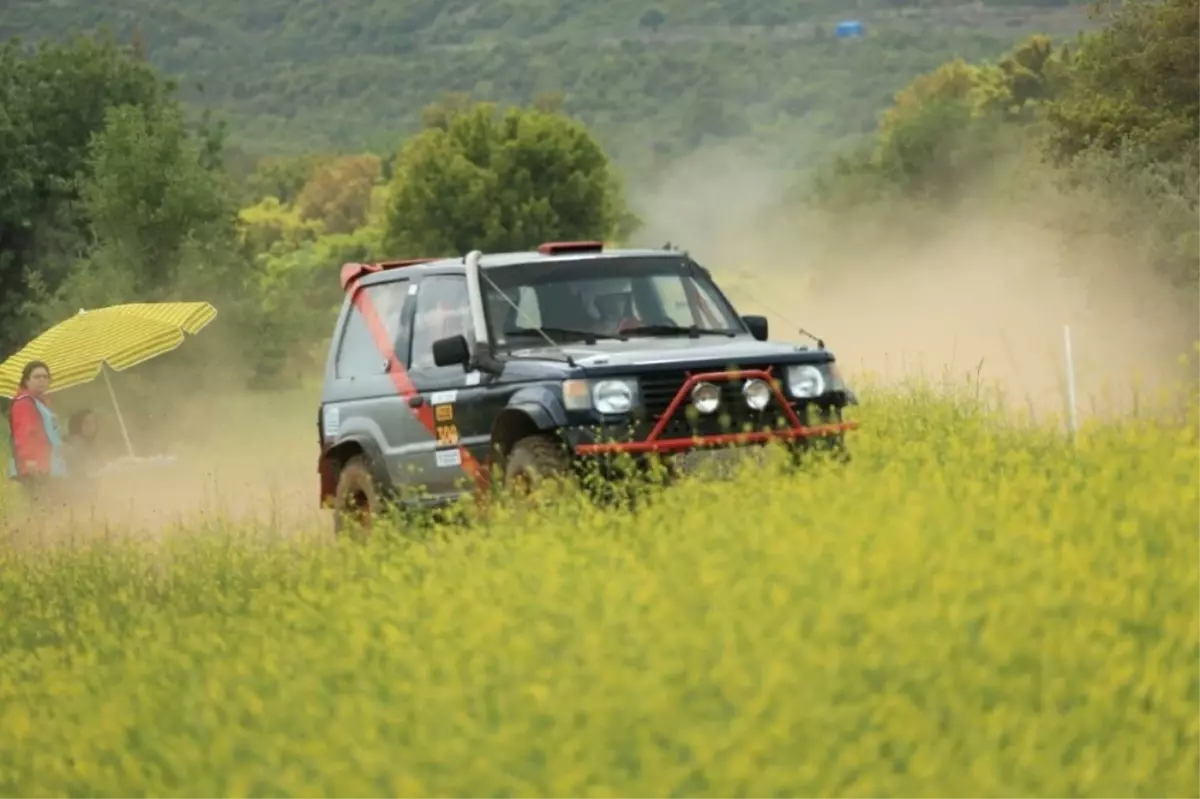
[436,423,459,446]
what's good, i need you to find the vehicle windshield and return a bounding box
[480,255,745,348]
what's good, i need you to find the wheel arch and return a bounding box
[489,398,568,478]
[318,436,388,507]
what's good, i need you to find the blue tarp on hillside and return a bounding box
[835,20,865,38]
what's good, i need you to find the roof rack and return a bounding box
[537,240,604,256]
[339,258,437,290]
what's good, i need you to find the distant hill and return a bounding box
[2,1,1099,170]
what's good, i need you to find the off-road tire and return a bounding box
[332,454,379,539]
[504,434,573,499]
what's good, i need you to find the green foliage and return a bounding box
[0,1,1097,168]
[813,39,1077,206]
[239,152,332,207]
[1043,0,1198,165]
[295,154,383,235]
[77,104,237,299]
[806,0,1198,288]
[0,33,172,358]
[0,382,1196,795]
[383,101,634,257]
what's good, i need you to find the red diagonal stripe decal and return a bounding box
[350,279,482,482]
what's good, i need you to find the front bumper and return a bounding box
[565,367,858,461]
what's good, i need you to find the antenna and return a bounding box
[797,328,825,349]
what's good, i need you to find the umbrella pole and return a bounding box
[101,365,136,458]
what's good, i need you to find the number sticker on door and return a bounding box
[436,423,459,446]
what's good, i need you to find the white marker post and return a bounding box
[1063,324,1079,444]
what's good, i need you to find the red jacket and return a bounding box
[8,390,52,476]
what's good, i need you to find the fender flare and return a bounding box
[504,386,569,430]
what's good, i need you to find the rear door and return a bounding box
[324,276,428,491]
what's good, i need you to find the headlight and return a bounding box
[562,378,637,414]
[691,381,721,414]
[743,378,771,410]
[786,364,826,398]
[592,379,634,414]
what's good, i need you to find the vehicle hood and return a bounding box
[504,335,829,373]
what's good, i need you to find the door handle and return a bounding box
[408,395,425,408]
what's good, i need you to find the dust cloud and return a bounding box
[630,144,1199,423]
[6,143,1197,541]
[3,335,328,544]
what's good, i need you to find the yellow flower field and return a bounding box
[0,378,1196,797]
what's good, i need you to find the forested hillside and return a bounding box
[0,0,1193,414]
[2,0,1097,169]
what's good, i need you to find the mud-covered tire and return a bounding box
[332,454,379,539]
[504,434,573,498]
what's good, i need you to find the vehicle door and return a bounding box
[405,273,492,501]
[324,276,427,491]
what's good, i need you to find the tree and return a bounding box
[294,154,382,234]
[1043,0,1198,165]
[68,103,239,303]
[639,8,666,33]
[240,153,331,206]
[382,101,633,258]
[0,32,172,357]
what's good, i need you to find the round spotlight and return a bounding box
[691,381,721,414]
[743,378,771,410]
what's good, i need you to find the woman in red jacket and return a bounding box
[6,361,69,499]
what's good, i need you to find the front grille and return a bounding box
[637,366,796,437]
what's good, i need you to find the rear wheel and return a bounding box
[333,454,378,539]
[504,434,573,500]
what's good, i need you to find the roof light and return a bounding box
[339,258,437,291]
[537,240,604,256]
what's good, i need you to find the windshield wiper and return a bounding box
[505,326,620,344]
[619,324,737,339]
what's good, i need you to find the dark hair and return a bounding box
[19,360,50,388]
[68,408,96,438]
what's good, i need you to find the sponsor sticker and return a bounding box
[436,449,462,468]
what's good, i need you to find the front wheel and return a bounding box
[504,434,574,500]
[332,454,379,539]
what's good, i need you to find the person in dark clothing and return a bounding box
[65,408,104,478]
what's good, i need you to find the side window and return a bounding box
[335,279,411,378]
[410,276,471,372]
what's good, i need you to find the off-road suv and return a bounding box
[317,241,858,531]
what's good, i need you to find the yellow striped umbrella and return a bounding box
[0,302,217,455]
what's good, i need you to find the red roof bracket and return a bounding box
[537,240,604,256]
[339,257,438,291]
[340,262,382,291]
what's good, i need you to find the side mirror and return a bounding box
[432,334,470,368]
[742,314,768,342]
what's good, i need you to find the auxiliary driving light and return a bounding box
[691,381,721,414]
[743,378,771,411]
